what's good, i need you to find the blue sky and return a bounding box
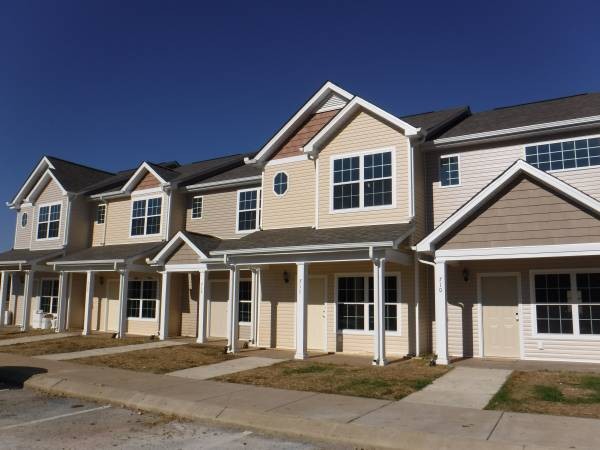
[1,0,599,249]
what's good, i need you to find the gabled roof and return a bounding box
[248,81,353,164]
[0,248,64,267]
[436,92,600,143]
[416,160,600,253]
[47,242,164,266]
[150,231,221,264]
[401,106,470,141]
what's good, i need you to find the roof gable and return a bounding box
[150,231,220,264]
[416,160,600,253]
[121,162,171,193]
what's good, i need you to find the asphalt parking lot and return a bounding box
[0,382,324,449]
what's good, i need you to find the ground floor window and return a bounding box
[127,280,158,319]
[534,271,600,336]
[40,279,59,314]
[337,274,399,332]
[238,280,252,323]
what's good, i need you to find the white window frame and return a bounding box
[36,201,62,241]
[523,133,600,174]
[39,278,59,315]
[272,171,289,197]
[96,204,106,224]
[530,268,600,340]
[333,272,401,336]
[191,196,203,220]
[129,195,163,238]
[439,153,461,188]
[126,279,159,321]
[329,147,396,214]
[236,188,261,234]
[238,277,252,325]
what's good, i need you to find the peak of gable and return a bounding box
[316,92,348,113]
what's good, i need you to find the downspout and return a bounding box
[63,194,73,248]
[163,186,172,241]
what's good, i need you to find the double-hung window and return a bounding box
[40,279,59,314]
[238,280,252,323]
[127,280,158,319]
[96,204,106,224]
[332,150,393,211]
[525,137,600,172]
[131,197,162,236]
[191,196,203,219]
[37,204,61,240]
[237,189,260,232]
[337,274,400,333]
[440,155,460,186]
[534,271,600,336]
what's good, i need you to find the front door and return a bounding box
[481,275,520,358]
[307,277,326,351]
[208,280,228,338]
[106,280,119,332]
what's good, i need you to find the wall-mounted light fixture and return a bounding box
[283,271,290,284]
[462,268,469,283]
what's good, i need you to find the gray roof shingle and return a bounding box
[401,106,470,139]
[0,249,63,265]
[49,242,165,264]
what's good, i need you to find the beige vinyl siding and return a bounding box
[67,196,91,250]
[91,203,107,246]
[261,264,296,349]
[68,273,85,330]
[169,191,186,239]
[176,272,198,337]
[101,194,167,246]
[167,243,201,265]
[14,206,33,249]
[427,128,600,228]
[317,111,411,229]
[440,176,600,250]
[30,179,68,251]
[262,159,315,229]
[258,300,271,347]
[185,189,245,240]
[412,144,426,244]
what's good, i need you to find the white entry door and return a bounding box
[208,280,228,338]
[481,275,520,358]
[105,280,120,332]
[307,277,326,351]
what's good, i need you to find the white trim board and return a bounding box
[150,231,210,264]
[435,243,600,261]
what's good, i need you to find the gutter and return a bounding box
[212,241,396,257]
[185,176,262,192]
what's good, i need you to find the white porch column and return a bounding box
[0,271,9,328]
[117,270,129,338]
[227,267,240,353]
[159,271,171,340]
[56,272,69,332]
[434,259,449,365]
[196,269,208,344]
[21,271,34,332]
[373,258,387,366]
[82,271,95,336]
[295,262,309,360]
[250,268,261,346]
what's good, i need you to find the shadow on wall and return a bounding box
[450,301,474,358]
[0,366,48,388]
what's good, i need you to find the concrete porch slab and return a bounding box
[401,366,512,409]
[167,356,287,380]
[36,340,188,360]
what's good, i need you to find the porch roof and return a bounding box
[47,242,164,266]
[0,248,63,267]
[212,223,413,255]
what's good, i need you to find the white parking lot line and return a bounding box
[0,405,111,430]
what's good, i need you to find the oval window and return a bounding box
[21,212,28,228]
[273,172,288,196]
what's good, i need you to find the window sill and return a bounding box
[329,204,396,215]
[238,321,252,326]
[126,317,158,322]
[337,330,401,337]
[532,333,600,341]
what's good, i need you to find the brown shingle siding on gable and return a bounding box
[166,242,200,264]
[271,110,338,160]
[439,176,600,250]
[134,172,161,191]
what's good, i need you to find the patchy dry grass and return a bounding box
[0,335,150,356]
[72,344,236,374]
[215,358,449,401]
[0,327,55,340]
[487,370,600,418]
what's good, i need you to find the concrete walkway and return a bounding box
[2,354,600,449]
[37,340,188,361]
[401,366,512,409]
[168,356,287,380]
[0,332,80,347]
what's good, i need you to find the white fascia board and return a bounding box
[150,231,209,264]
[416,159,600,253]
[9,157,57,207]
[436,243,600,261]
[24,170,68,203]
[184,176,262,192]
[303,97,421,155]
[434,115,600,145]
[121,162,169,193]
[89,191,126,200]
[211,240,395,256]
[47,259,125,266]
[249,82,354,164]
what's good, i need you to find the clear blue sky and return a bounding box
[1,0,599,249]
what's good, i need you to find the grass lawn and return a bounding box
[215,358,449,401]
[0,327,55,340]
[0,335,150,356]
[72,344,236,374]
[487,370,600,419]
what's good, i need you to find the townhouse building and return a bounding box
[1,82,600,365]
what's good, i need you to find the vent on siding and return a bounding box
[316,93,348,113]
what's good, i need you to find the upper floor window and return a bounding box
[131,197,162,236]
[37,204,61,240]
[237,189,260,232]
[525,137,600,172]
[21,212,28,228]
[191,196,203,219]
[440,155,460,187]
[332,150,393,211]
[96,204,106,224]
[273,172,288,196]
